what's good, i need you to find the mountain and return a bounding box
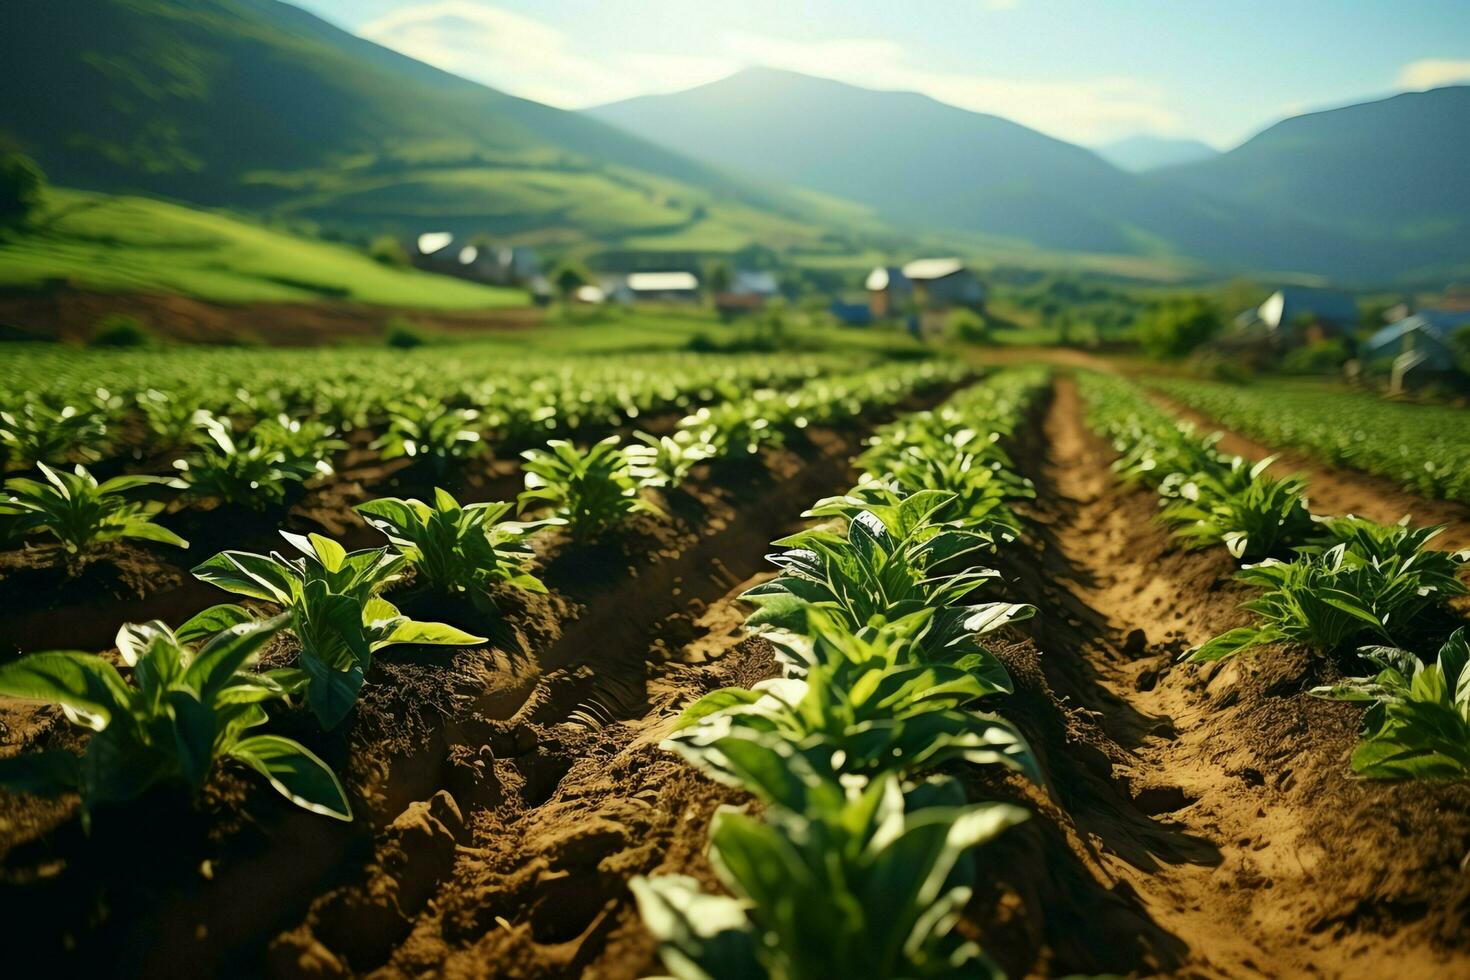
[588,69,1344,272]
[591,68,1465,282]
[1094,135,1218,172]
[1154,86,1470,274]
[0,0,876,254]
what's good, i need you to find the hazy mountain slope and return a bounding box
[0,0,868,252]
[1156,86,1470,237]
[588,68,1352,271]
[1094,135,1218,172]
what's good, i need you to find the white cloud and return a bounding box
[358,1,732,106]
[1397,58,1470,90]
[724,33,1181,143]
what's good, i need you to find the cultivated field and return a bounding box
[0,342,1467,978]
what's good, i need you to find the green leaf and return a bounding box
[166,689,217,790]
[0,652,129,731]
[673,688,766,731]
[176,604,257,646]
[229,735,353,821]
[1188,626,1269,663]
[376,619,486,649]
[116,521,190,550]
[300,651,365,730]
[185,612,291,697]
[629,875,762,980]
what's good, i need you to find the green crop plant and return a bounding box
[1312,629,1470,780]
[1191,522,1468,662]
[0,613,351,823]
[1,462,187,556]
[175,413,331,510]
[0,398,111,468]
[372,398,483,469]
[633,765,1025,980]
[192,532,484,728]
[742,490,1001,642]
[625,430,714,488]
[518,436,662,538]
[1159,456,1315,560]
[356,489,560,600]
[668,607,1038,785]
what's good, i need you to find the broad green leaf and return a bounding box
[0,652,129,731]
[229,735,353,821]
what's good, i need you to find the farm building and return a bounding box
[617,271,701,304]
[866,258,985,318]
[1240,286,1358,344]
[1361,310,1470,390]
[865,266,914,317]
[714,269,780,317]
[411,232,541,286]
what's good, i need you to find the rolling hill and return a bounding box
[0,188,524,307]
[0,0,879,257]
[1094,135,1218,173]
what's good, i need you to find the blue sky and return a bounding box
[295,0,1470,148]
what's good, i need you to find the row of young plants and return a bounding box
[0,361,961,828]
[1080,373,1470,781]
[633,367,1053,979]
[1144,375,1470,504]
[0,360,962,562]
[0,347,865,478]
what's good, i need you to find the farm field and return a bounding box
[0,339,1467,978]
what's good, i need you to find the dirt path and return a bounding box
[1018,376,1470,979]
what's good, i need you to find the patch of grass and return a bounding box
[0,189,527,309]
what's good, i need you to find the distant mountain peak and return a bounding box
[1093,134,1219,172]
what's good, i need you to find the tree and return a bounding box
[0,153,45,226]
[706,261,732,295]
[1452,324,1470,375]
[552,261,589,302]
[1137,296,1222,359]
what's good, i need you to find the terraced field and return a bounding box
[0,345,1466,978]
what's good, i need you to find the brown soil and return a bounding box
[0,285,541,345]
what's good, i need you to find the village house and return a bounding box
[866,258,985,319]
[714,269,780,317]
[1361,309,1470,391]
[1237,286,1358,345]
[613,271,702,304]
[411,232,541,286]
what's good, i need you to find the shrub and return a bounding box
[1279,338,1350,375]
[89,314,153,348]
[948,308,990,344]
[1138,296,1221,359]
[368,234,410,268]
[384,316,427,349]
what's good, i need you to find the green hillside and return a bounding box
[0,188,524,307]
[0,0,881,259]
